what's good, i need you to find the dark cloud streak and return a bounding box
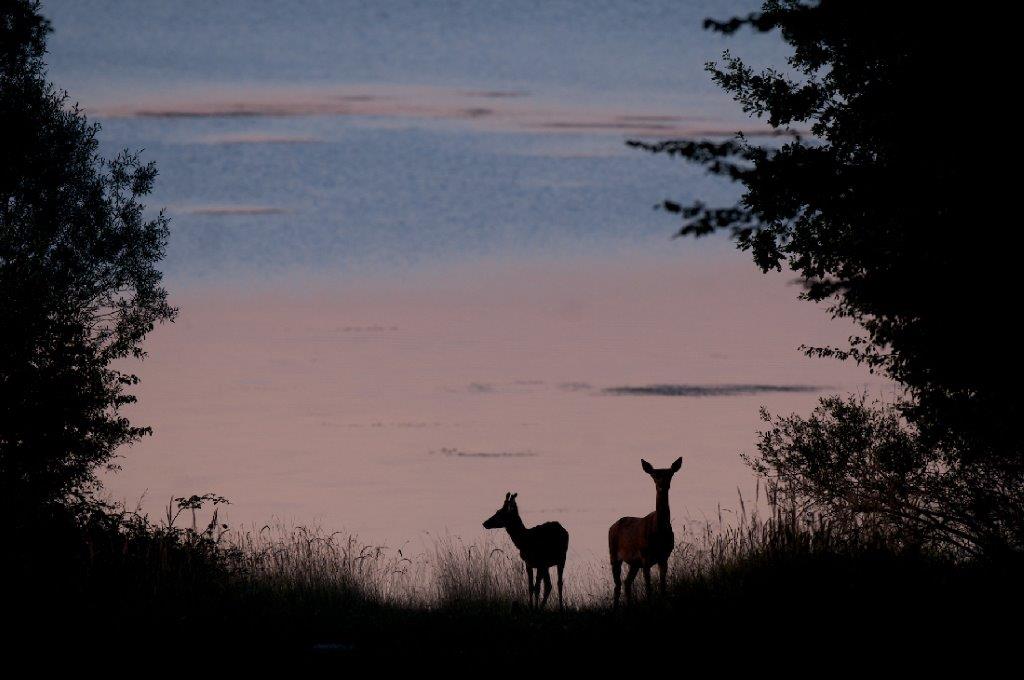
[603,384,825,397]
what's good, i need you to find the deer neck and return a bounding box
[504,514,529,550]
[654,487,671,532]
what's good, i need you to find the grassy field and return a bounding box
[6,493,1019,664]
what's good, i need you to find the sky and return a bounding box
[40,1,883,560]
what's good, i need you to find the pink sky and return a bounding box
[111,250,884,560]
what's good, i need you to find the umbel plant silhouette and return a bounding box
[483,492,569,610]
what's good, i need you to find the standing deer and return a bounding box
[608,457,682,607]
[483,492,569,610]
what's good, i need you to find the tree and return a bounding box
[749,395,1024,557]
[632,1,1021,553]
[1,0,175,509]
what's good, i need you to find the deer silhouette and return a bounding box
[608,457,681,607]
[483,492,569,610]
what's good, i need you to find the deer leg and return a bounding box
[539,567,552,609]
[611,560,622,609]
[532,568,542,606]
[624,565,639,605]
[556,562,564,612]
[642,566,652,601]
[526,563,535,608]
[658,560,668,596]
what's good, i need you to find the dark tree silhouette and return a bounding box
[632,1,1021,554]
[1,0,175,509]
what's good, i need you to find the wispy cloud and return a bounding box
[177,204,286,216]
[430,447,538,459]
[603,384,826,397]
[333,325,399,333]
[458,381,546,394]
[197,133,320,145]
[460,90,531,98]
[92,85,776,137]
[458,381,826,398]
[558,382,593,392]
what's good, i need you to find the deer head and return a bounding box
[483,492,519,529]
[641,457,682,492]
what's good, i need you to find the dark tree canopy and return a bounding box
[1,0,175,507]
[633,1,1020,553]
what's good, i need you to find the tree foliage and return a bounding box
[633,1,1020,553]
[1,0,175,507]
[751,395,1024,556]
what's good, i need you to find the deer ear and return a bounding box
[511,493,518,501]
[641,459,654,474]
[670,457,682,472]
[504,492,510,501]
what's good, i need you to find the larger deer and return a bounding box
[483,492,569,610]
[608,457,682,607]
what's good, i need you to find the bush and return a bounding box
[749,394,1024,557]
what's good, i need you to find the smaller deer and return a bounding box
[608,457,682,607]
[483,492,569,610]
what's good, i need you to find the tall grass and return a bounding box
[8,483,903,612]
[10,489,1014,660]
[204,486,911,613]
[226,526,597,609]
[227,524,529,607]
[119,481,914,613]
[230,523,414,605]
[670,483,889,584]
